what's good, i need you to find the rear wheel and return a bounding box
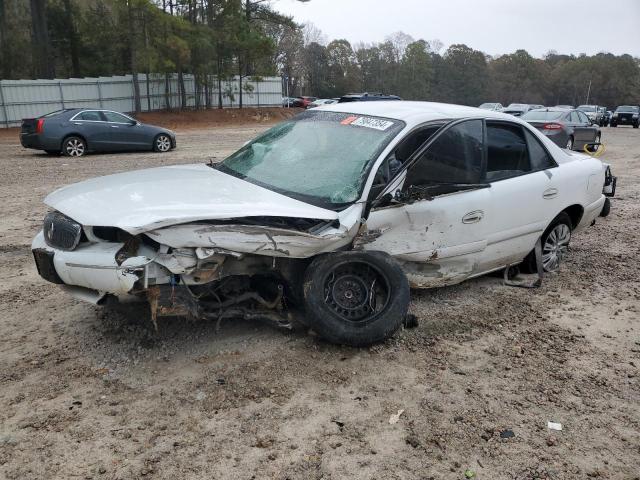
[522,212,573,273]
[154,134,172,152]
[633,123,639,129]
[62,136,86,157]
[565,136,574,150]
[600,197,611,218]
[303,251,410,347]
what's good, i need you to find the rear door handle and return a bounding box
[543,187,559,199]
[110,125,119,128]
[462,210,484,224]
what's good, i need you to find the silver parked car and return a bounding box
[503,103,532,117]
[521,108,601,151]
[478,102,503,112]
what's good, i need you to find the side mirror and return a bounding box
[129,119,138,126]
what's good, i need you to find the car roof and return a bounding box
[317,101,512,127]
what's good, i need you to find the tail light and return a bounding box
[36,118,45,134]
[542,123,562,130]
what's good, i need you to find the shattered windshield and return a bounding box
[217,111,404,207]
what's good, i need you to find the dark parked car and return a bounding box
[521,108,601,151]
[338,92,402,103]
[20,108,176,157]
[610,105,639,128]
[603,111,613,127]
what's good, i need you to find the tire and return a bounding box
[633,124,639,129]
[153,133,172,152]
[62,136,86,157]
[588,134,601,153]
[302,251,410,347]
[521,212,572,274]
[611,123,617,128]
[600,197,611,218]
[565,136,574,150]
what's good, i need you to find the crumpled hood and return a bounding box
[45,164,339,234]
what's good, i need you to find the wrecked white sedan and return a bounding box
[32,102,615,346]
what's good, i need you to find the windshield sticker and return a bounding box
[340,116,358,125]
[349,116,395,131]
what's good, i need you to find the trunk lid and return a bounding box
[21,118,38,134]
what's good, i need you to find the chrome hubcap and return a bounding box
[66,139,85,156]
[157,136,171,152]
[542,224,571,272]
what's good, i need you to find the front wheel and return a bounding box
[62,136,86,157]
[303,251,410,347]
[154,134,172,152]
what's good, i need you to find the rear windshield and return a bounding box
[521,111,565,121]
[218,111,405,206]
[577,105,596,112]
[616,106,639,113]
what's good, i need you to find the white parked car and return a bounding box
[478,102,503,112]
[32,102,614,346]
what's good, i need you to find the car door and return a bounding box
[479,121,560,272]
[576,111,598,146]
[363,119,491,288]
[577,111,595,146]
[69,110,112,149]
[102,111,148,150]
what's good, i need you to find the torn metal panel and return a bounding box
[147,204,364,259]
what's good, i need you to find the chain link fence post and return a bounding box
[0,81,9,128]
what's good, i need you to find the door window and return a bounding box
[403,119,483,188]
[577,111,589,124]
[524,129,556,171]
[103,111,132,123]
[77,111,103,121]
[485,123,530,181]
[569,111,581,123]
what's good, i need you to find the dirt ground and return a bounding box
[0,116,638,480]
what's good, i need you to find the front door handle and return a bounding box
[110,125,119,128]
[462,210,484,224]
[543,187,558,199]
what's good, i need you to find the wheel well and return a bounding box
[562,204,583,229]
[61,133,87,149]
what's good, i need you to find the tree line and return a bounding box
[1,0,639,110]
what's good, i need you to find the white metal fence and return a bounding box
[0,74,284,127]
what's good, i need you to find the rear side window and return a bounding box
[485,123,530,181]
[77,111,102,121]
[404,119,483,186]
[525,129,556,171]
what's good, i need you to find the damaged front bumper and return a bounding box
[31,230,154,303]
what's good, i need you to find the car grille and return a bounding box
[43,211,82,251]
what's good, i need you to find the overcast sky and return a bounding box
[274,0,640,57]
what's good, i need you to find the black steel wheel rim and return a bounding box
[323,261,391,323]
